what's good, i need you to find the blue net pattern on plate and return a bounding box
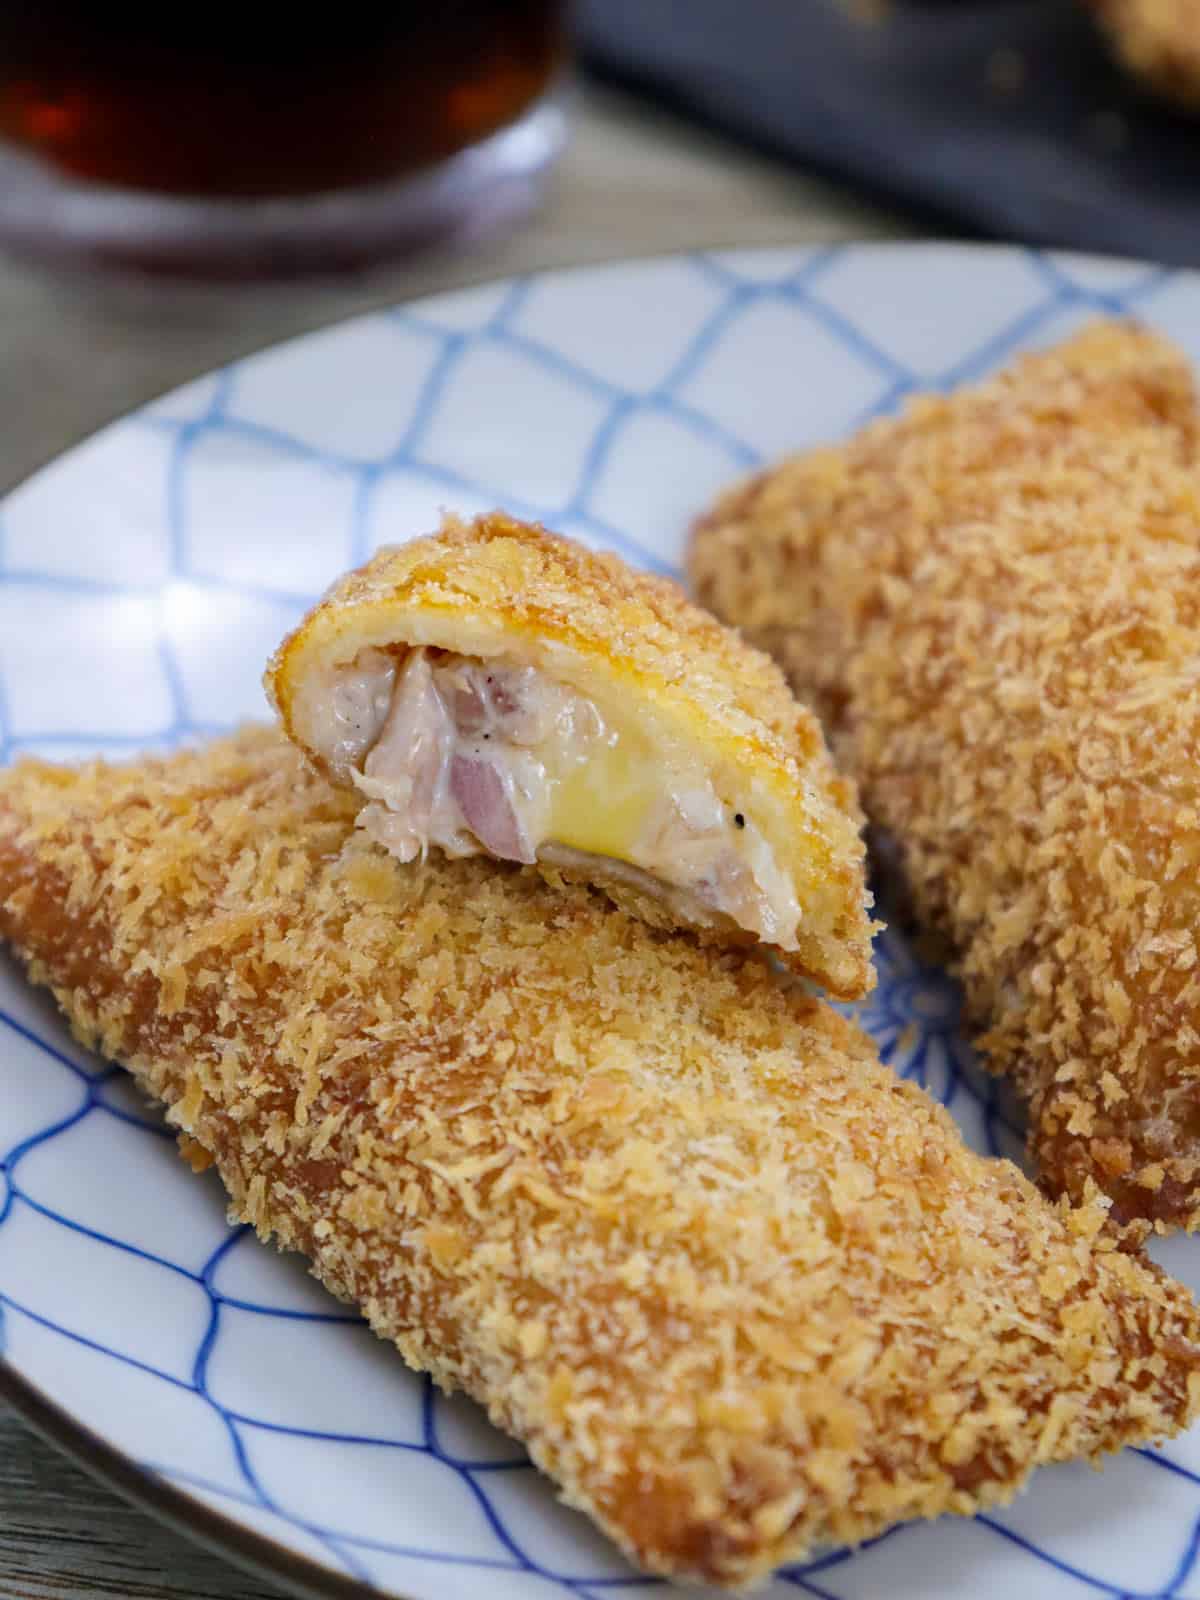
[3,245,1200,1600]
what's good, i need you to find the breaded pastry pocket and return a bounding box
[267,512,874,998]
[2,728,1199,1586]
[1085,0,1200,109]
[691,321,1200,1237]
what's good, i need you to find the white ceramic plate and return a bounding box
[5,243,1200,1600]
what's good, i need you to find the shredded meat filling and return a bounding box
[318,648,804,946]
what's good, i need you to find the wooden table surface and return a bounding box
[0,82,912,1600]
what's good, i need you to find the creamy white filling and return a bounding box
[319,646,398,770]
[314,648,803,947]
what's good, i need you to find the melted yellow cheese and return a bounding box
[543,727,658,860]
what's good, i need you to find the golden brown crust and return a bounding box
[2,727,1200,1585]
[266,511,875,1000]
[1086,0,1200,108]
[690,320,1200,1238]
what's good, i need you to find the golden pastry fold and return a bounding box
[2,727,1200,1585]
[691,321,1200,1236]
[267,512,874,999]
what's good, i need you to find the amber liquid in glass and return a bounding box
[0,2,566,198]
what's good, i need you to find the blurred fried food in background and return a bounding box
[1086,0,1200,108]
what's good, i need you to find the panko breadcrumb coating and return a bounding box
[267,513,875,1000]
[690,321,1200,1239]
[2,727,1200,1585]
[1087,0,1200,109]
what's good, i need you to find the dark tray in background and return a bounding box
[577,0,1200,266]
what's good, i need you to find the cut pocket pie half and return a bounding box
[267,513,875,998]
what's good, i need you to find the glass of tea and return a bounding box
[0,3,569,276]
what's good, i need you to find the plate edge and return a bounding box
[0,238,1181,515]
[0,1355,396,1600]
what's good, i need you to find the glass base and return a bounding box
[0,94,568,279]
